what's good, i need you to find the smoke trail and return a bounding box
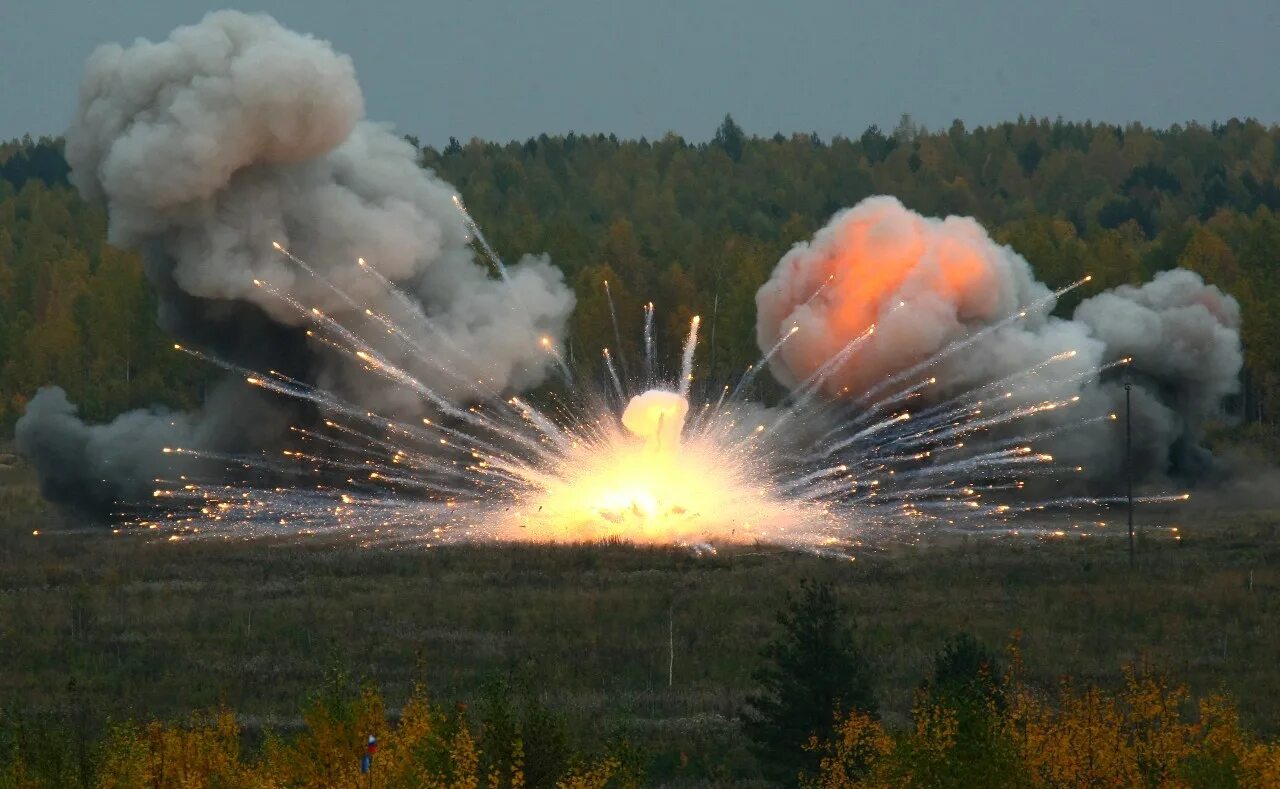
[678,315,700,398]
[756,196,1242,480]
[17,11,574,515]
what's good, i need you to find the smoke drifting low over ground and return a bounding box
[17,11,574,514]
[755,197,1243,483]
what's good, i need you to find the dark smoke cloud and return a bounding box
[756,197,1242,481]
[17,11,574,515]
[1070,268,1243,478]
[17,382,290,514]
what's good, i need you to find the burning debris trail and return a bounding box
[15,10,574,515]
[17,13,1241,553]
[756,197,1243,483]
[132,226,1189,552]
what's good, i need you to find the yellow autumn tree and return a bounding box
[78,680,629,788]
[96,708,250,788]
[809,635,1280,787]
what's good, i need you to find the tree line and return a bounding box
[2,115,1279,433]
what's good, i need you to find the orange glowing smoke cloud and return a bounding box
[756,196,1052,397]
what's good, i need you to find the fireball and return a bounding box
[507,389,820,545]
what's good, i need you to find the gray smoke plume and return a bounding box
[17,11,574,515]
[756,197,1242,481]
[1070,268,1243,478]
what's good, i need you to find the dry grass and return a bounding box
[1,454,1278,782]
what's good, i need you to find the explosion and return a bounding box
[123,237,1191,553]
[756,196,1243,479]
[518,389,814,544]
[757,196,1056,398]
[621,390,689,451]
[16,12,1244,553]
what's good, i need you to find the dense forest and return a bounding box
[2,115,1279,433]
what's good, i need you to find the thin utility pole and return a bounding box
[668,602,674,688]
[1126,382,1134,568]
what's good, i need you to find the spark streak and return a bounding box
[135,223,1185,553]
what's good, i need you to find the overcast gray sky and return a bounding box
[3,0,1277,146]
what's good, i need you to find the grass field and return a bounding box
[2,451,1279,783]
